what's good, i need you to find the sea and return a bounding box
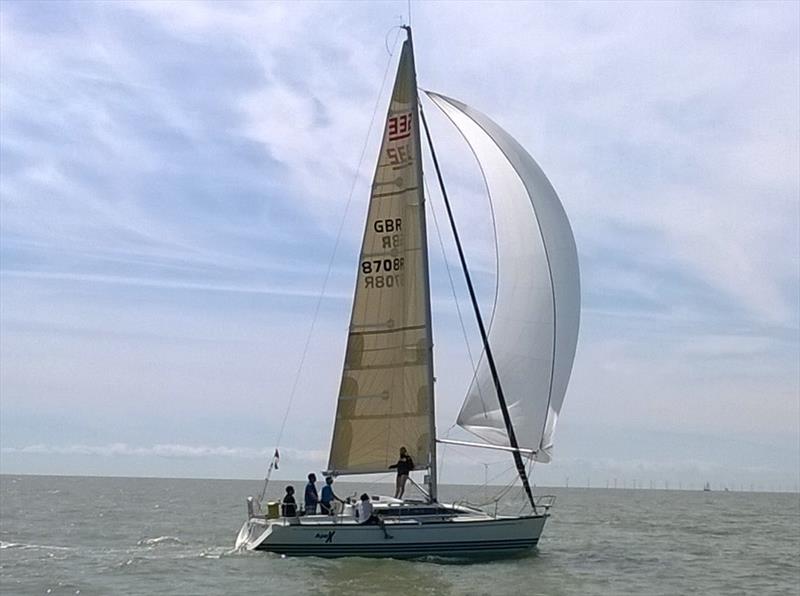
[0,475,798,596]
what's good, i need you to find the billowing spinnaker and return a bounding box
[326,40,433,475]
[426,92,580,462]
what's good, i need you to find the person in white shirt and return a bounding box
[356,493,391,538]
[356,493,374,523]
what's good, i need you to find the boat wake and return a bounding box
[1,540,71,551]
[136,536,184,547]
[199,546,240,559]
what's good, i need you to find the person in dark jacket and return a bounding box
[281,486,297,517]
[304,473,319,515]
[389,446,414,499]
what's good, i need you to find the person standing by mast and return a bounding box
[389,446,414,499]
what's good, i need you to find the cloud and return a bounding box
[418,1,799,326]
[0,1,797,483]
[0,443,327,462]
[0,269,350,300]
[2,1,797,326]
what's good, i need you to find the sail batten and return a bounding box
[426,92,580,463]
[326,38,434,478]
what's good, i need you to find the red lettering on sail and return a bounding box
[388,113,412,141]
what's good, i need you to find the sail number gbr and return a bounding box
[362,218,405,289]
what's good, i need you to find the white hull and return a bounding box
[236,499,549,559]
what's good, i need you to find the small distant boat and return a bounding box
[703,482,712,492]
[235,25,579,559]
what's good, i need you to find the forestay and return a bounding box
[327,40,434,476]
[426,92,580,462]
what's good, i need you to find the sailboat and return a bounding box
[235,26,580,558]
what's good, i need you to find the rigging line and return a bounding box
[420,95,490,416]
[385,25,404,56]
[517,454,536,513]
[423,173,488,413]
[269,34,403,453]
[436,423,457,481]
[365,472,395,490]
[457,462,517,506]
[476,462,526,505]
[419,101,537,513]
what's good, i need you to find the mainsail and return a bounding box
[327,38,434,476]
[427,92,580,463]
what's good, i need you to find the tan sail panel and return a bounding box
[326,40,433,476]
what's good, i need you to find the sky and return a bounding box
[1,1,798,492]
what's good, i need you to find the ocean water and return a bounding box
[0,475,798,596]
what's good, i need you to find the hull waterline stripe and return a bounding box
[255,540,539,554]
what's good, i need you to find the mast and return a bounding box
[326,26,437,492]
[419,106,537,512]
[405,25,438,503]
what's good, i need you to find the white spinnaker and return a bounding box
[426,92,580,463]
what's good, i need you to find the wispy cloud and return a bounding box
[1,443,326,462]
[0,269,349,300]
[0,1,797,483]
